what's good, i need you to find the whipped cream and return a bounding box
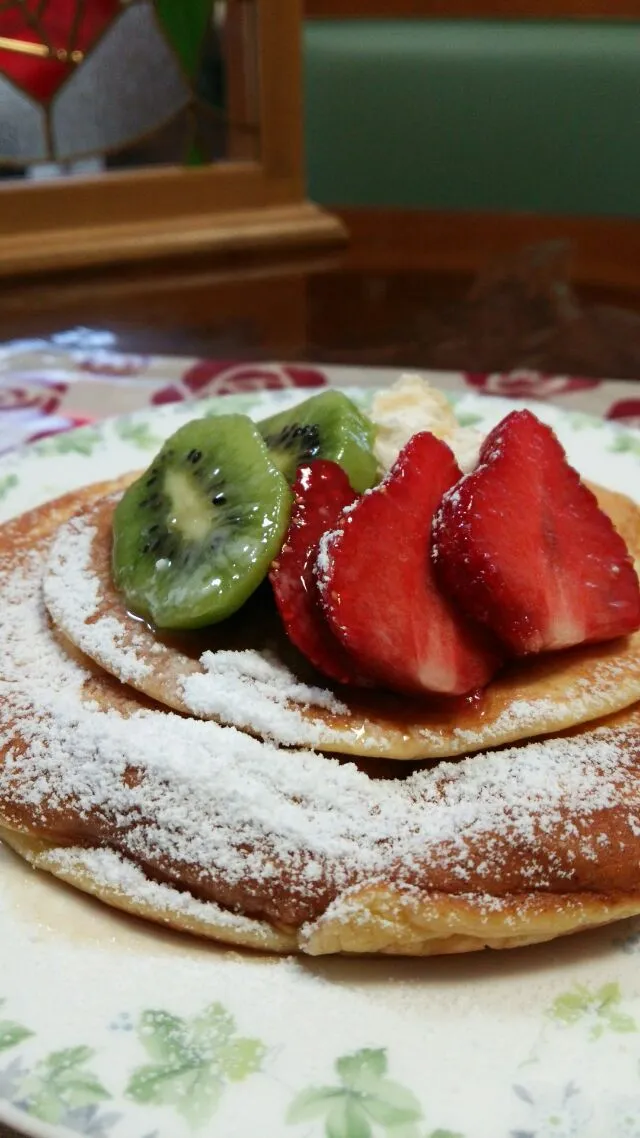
[370,374,482,473]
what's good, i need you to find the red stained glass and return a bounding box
[0,1,261,167]
[0,0,121,101]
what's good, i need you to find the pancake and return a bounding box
[43,482,640,760]
[2,487,640,955]
[4,825,640,956]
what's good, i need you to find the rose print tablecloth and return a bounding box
[1,333,639,455]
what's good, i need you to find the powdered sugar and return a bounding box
[182,649,348,745]
[299,465,312,492]
[444,682,629,750]
[42,501,358,751]
[315,527,340,593]
[2,521,640,933]
[314,490,364,596]
[39,487,640,763]
[43,844,279,942]
[44,512,151,685]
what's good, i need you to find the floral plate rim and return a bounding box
[0,385,638,516]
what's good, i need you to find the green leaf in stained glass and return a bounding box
[154,0,213,78]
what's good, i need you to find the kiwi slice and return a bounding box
[112,415,292,630]
[257,390,379,493]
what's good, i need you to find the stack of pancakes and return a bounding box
[0,476,639,956]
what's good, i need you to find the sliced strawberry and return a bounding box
[269,461,370,685]
[316,433,500,696]
[432,409,640,655]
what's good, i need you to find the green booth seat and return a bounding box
[303,20,640,217]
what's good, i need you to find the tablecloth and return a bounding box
[0,335,639,455]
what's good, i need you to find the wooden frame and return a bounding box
[306,0,640,17]
[224,1,261,161]
[0,0,345,278]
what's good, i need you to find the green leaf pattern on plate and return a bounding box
[0,473,18,502]
[126,1002,265,1128]
[287,1047,454,1138]
[0,1000,32,1053]
[547,982,637,1040]
[17,1045,111,1124]
[568,411,601,432]
[0,960,637,1134]
[34,428,104,457]
[608,430,640,458]
[454,411,483,428]
[114,420,163,450]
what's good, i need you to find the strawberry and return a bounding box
[432,409,640,655]
[316,433,500,696]
[269,461,370,685]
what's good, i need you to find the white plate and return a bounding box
[1,389,640,1138]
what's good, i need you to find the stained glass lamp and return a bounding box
[0,1,345,274]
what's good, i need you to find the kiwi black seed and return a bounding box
[112,414,292,630]
[257,390,379,493]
